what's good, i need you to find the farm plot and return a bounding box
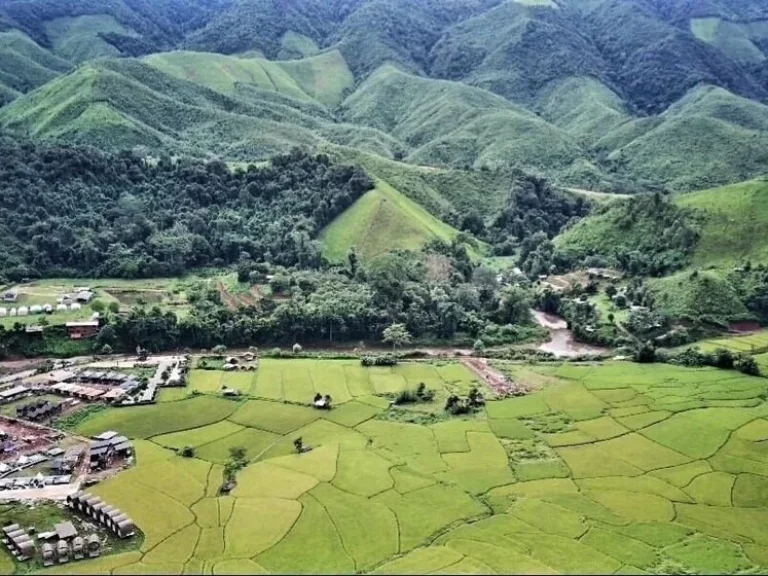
[692,329,768,354]
[251,359,482,407]
[17,360,768,575]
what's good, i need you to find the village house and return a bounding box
[65,321,100,340]
[75,290,94,304]
[2,290,18,303]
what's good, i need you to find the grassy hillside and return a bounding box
[539,76,631,142]
[648,271,751,324]
[0,31,71,97]
[144,49,354,108]
[690,17,768,64]
[601,86,768,191]
[319,178,462,263]
[0,58,398,160]
[330,146,510,220]
[342,66,586,177]
[44,14,134,63]
[676,179,768,270]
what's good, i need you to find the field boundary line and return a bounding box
[306,491,358,572]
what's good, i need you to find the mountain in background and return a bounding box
[1,0,768,196]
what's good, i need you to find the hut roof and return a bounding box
[2,523,20,535]
[54,521,77,540]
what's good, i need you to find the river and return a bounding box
[531,310,610,358]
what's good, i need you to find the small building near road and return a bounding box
[65,321,100,340]
[2,290,18,303]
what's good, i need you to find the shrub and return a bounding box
[736,354,760,376]
[361,354,398,367]
[181,446,195,458]
[634,341,656,363]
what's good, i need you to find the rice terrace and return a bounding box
[1,353,768,574]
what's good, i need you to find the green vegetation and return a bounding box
[16,359,765,575]
[320,179,461,263]
[676,179,768,270]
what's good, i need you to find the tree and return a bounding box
[496,285,531,325]
[293,437,304,454]
[382,323,411,351]
[292,343,302,354]
[91,299,105,313]
[108,301,120,314]
[605,284,618,298]
[212,344,227,356]
[181,446,195,458]
[314,393,322,403]
[347,247,358,278]
[324,394,332,409]
[100,344,113,355]
[634,341,656,363]
[229,446,247,462]
[736,354,760,376]
[473,338,486,354]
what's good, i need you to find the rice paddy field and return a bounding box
[14,359,768,575]
[689,329,768,354]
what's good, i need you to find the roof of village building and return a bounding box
[54,521,77,540]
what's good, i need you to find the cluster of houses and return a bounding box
[15,399,62,422]
[88,431,132,471]
[67,492,136,539]
[0,357,190,417]
[2,520,103,566]
[0,288,94,320]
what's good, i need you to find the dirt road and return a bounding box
[461,357,527,397]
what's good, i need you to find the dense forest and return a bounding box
[0,136,372,280]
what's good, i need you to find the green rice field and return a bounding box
[10,359,768,574]
[689,329,768,354]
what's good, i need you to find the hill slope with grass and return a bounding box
[3,0,768,193]
[0,57,399,159]
[676,179,768,270]
[342,66,589,179]
[601,86,768,191]
[144,49,354,107]
[0,30,71,102]
[319,178,463,263]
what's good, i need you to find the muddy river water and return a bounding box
[530,310,610,358]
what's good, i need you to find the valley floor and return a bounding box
[5,358,768,574]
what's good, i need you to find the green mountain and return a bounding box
[676,179,768,270]
[599,86,768,191]
[0,30,71,98]
[342,66,585,176]
[0,56,399,159]
[319,179,463,263]
[2,0,768,194]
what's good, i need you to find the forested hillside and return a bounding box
[0,136,372,279]
[0,0,767,192]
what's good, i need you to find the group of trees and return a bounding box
[88,238,539,352]
[556,193,700,278]
[461,172,591,266]
[0,138,373,280]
